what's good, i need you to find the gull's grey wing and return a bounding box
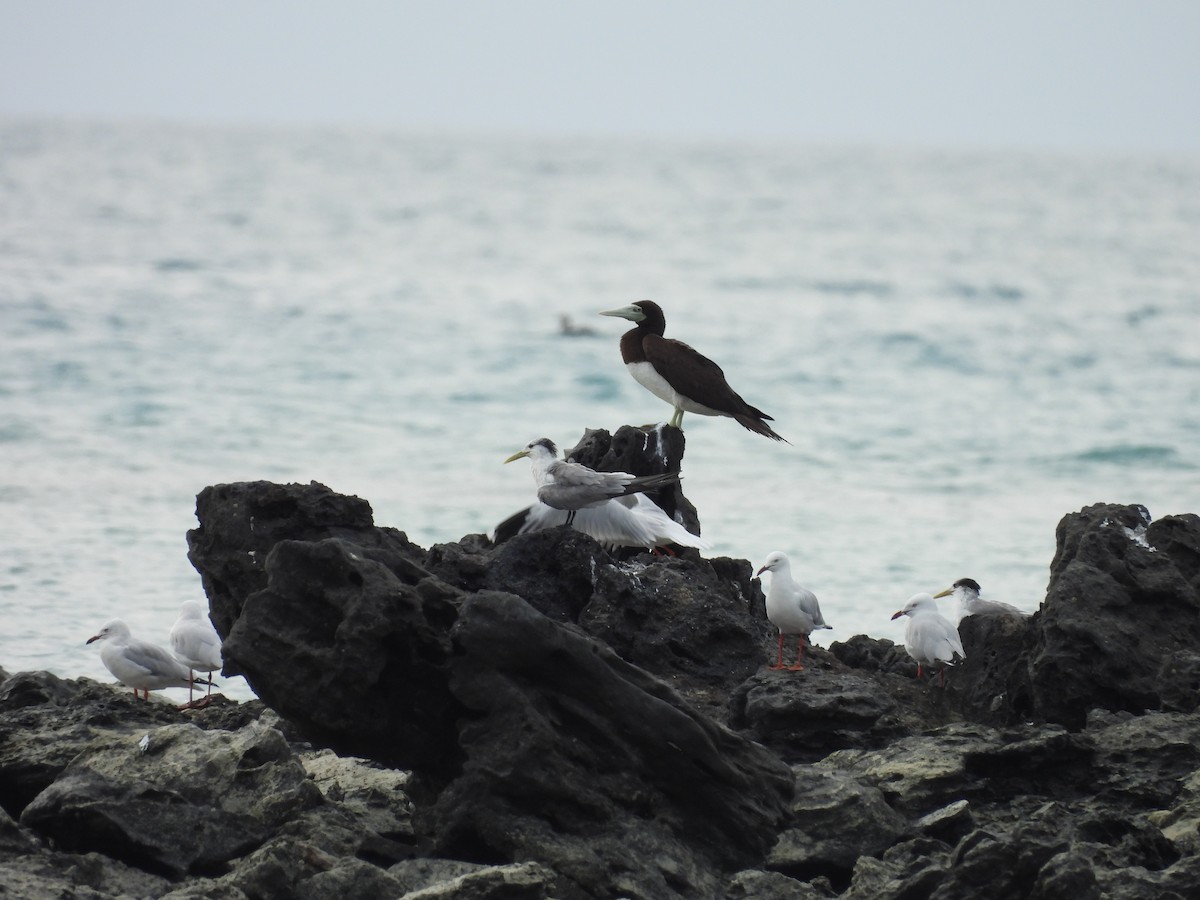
[125,639,192,678]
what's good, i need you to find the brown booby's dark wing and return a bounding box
[642,334,786,441]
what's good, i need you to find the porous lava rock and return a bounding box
[3,485,1200,898]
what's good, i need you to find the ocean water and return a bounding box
[2,118,1197,704]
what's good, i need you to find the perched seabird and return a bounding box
[504,437,680,525]
[933,577,1029,621]
[88,618,212,702]
[169,600,223,709]
[497,493,710,554]
[755,551,830,671]
[599,300,786,441]
[891,593,966,686]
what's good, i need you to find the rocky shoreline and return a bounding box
[2,427,1198,898]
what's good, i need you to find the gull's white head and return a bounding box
[755,551,790,577]
[178,600,207,620]
[87,619,131,645]
[504,438,558,465]
[891,593,938,620]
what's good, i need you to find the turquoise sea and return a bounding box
[2,118,1198,703]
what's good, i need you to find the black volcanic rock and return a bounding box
[730,647,971,765]
[20,720,323,877]
[187,479,431,643]
[480,530,771,720]
[183,479,797,898]
[214,535,466,776]
[947,611,1039,723]
[5,490,1200,898]
[432,590,794,898]
[1029,503,1200,728]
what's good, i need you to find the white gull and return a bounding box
[169,600,223,708]
[88,618,210,703]
[891,593,966,686]
[755,551,830,671]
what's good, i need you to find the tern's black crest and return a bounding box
[954,578,982,593]
[532,438,558,456]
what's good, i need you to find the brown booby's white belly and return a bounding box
[626,361,725,417]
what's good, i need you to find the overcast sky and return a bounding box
[2,1,1197,153]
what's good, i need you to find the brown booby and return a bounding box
[504,438,680,526]
[598,300,786,441]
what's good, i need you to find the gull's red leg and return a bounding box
[769,633,786,669]
[787,637,805,671]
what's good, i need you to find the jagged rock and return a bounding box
[475,529,769,720]
[204,532,466,775]
[0,672,118,814]
[819,724,998,816]
[0,848,174,899]
[951,611,1039,723]
[389,858,497,894]
[293,858,408,900]
[1030,851,1102,900]
[842,837,952,900]
[301,750,416,847]
[160,882,250,899]
[0,804,36,856]
[20,720,325,877]
[422,537,751,719]
[192,799,410,899]
[1156,649,1200,713]
[1087,709,1200,809]
[0,670,261,816]
[961,724,1096,799]
[430,590,794,900]
[579,552,769,706]
[934,827,1070,899]
[915,800,975,844]
[186,479,797,899]
[730,654,962,764]
[1029,503,1200,728]
[766,766,906,880]
[829,634,913,676]
[1095,855,1200,900]
[186,479,432,649]
[478,528,609,623]
[388,861,557,899]
[187,480,770,777]
[1147,768,1200,856]
[6,492,1200,899]
[725,868,832,899]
